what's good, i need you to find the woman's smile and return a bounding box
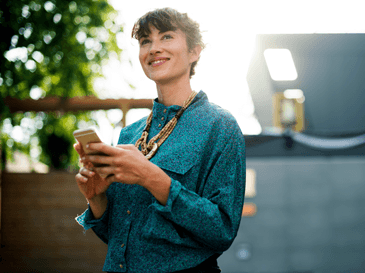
[149,57,170,67]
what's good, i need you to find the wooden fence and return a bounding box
[1,172,108,273]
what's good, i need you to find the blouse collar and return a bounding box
[152,90,206,118]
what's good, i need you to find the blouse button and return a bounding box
[120,264,123,268]
[161,117,164,121]
[121,244,125,248]
[127,210,131,215]
[158,124,161,127]
[163,109,167,113]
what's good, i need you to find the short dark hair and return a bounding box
[131,7,205,78]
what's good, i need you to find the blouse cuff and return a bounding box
[152,178,182,212]
[75,202,109,231]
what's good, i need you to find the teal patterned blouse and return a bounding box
[76,90,246,273]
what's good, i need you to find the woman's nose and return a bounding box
[149,40,163,55]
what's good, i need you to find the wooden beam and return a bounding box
[4,96,153,113]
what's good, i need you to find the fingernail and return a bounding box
[86,144,89,148]
[81,157,85,161]
[83,177,88,182]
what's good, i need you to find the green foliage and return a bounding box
[37,112,96,170]
[0,0,124,171]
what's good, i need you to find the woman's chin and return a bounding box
[149,72,188,86]
[149,75,172,85]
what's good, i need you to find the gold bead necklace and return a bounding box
[135,91,197,160]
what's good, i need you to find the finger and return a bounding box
[87,142,122,156]
[76,173,88,183]
[80,157,89,165]
[116,144,135,150]
[74,142,82,153]
[74,141,85,157]
[84,154,114,166]
[105,174,116,184]
[94,165,115,175]
[83,161,94,170]
[80,167,95,177]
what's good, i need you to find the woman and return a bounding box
[75,7,246,273]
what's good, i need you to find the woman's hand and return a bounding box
[83,142,172,206]
[83,143,151,186]
[74,142,112,200]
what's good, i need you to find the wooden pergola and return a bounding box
[4,96,153,126]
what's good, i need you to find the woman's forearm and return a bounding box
[139,162,171,206]
[87,192,108,219]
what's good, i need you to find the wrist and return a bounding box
[87,192,107,204]
[138,163,171,206]
[138,162,165,188]
[87,192,108,219]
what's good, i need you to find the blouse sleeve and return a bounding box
[75,188,113,244]
[143,126,246,253]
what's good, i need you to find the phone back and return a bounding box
[73,128,102,155]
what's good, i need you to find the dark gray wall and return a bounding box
[218,156,365,273]
[247,34,365,136]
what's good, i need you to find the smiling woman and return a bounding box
[137,26,196,86]
[133,10,204,73]
[131,8,204,104]
[75,7,246,273]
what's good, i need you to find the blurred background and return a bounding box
[1,0,365,272]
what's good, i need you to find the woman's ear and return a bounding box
[190,44,202,63]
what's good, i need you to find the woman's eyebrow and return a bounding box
[139,29,176,41]
[140,34,149,39]
[159,30,176,34]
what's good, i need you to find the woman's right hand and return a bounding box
[74,142,111,200]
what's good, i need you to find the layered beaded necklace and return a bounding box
[135,91,198,160]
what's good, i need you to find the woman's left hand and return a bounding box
[82,143,152,186]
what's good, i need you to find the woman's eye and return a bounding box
[163,34,172,40]
[141,39,150,45]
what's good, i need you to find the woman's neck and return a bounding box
[155,77,194,107]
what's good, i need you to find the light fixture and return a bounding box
[284,89,305,103]
[245,169,256,198]
[273,91,305,132]
[264,49,298,81]
[235,243,252,261]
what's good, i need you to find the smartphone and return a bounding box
[73,128,109,167]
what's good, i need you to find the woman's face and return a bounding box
[138,25,199,84]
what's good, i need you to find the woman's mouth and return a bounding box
[149,58,170,67]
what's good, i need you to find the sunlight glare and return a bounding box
[106,0,365,135]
